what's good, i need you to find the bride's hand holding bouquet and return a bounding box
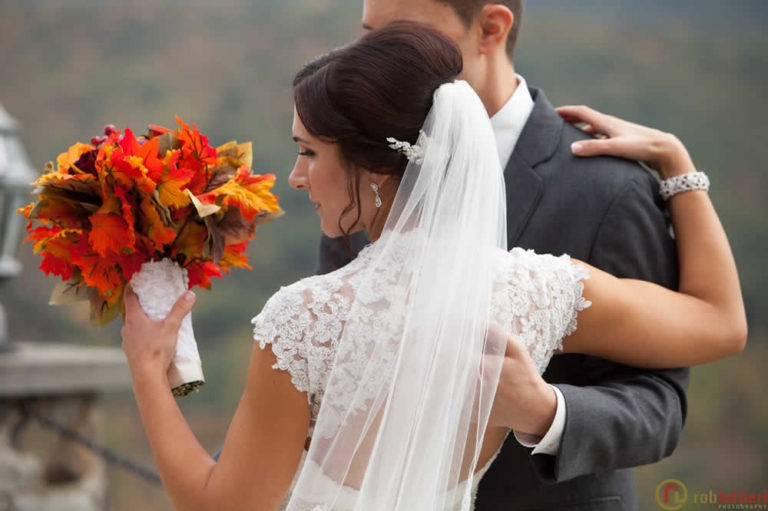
[18,118,283,396]
[120,284,197,389]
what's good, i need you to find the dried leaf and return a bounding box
[153,189,176,226]
[39,187,100,212]
[34,172,100,197]
[49,278,97,305]
[253,209,285,227]
[185,189,220,217]
[90,295,124,327]
[204,215,225,264]
[155,132,182,156]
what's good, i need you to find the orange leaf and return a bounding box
[174,116,218,194]
[26,196,91,229]
[88,196,135,257]
[18,202,35,219]
[25,225,82,254]
[77,251,124,299]
[155,154,195,209]
[197,168,280,222]
[109,131,159,195]
[171,220,207,263]
[157,178,192,209]
[219,242,252,272]
[56,143,94,173]
[138,194,177,251]
[28,227,85,280]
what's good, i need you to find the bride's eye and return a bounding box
[298,149,315,157]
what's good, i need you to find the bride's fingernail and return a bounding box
[184,291,195,301]
[571,142,584,154]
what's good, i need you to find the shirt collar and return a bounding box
[490,74,535,169]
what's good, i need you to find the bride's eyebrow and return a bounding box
[292,136,311,145]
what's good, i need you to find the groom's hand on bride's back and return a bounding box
[487,329,557,437]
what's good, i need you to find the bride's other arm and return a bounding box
[557,105,747,367]
[122,290,309,511]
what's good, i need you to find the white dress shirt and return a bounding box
[490,74,566,456]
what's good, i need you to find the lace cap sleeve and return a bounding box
[494,247,592,373]
[251,284,312,397]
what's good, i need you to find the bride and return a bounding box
[120,22,746,511]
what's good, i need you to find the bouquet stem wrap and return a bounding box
[130,258,204,397]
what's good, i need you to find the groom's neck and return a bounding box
[472,57,519,117]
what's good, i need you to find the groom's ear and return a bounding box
[476,4,515,56]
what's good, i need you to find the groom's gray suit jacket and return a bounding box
[315,87,688,511]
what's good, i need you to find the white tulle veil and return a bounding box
[286,80,508,510]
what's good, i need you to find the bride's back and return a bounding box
[252,234,589,498]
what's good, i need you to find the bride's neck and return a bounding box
[365,203,390,242]
[363,176,399,242]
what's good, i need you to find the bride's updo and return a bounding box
[293,21,463,239]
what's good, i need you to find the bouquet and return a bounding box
[18,118,283,396]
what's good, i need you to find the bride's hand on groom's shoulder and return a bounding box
[120,287,196,379]
[556,104,696,179]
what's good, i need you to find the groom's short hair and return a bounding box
[436,0,524,59]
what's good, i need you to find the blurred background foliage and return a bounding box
[0,0,765,509]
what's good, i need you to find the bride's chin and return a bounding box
[321,214,365,239]
[320,222,343,239]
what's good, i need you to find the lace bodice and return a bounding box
[251,233,590,510]
[251,234,591,438]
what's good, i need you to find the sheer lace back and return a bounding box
[251,235,591,440]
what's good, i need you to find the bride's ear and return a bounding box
[364,171,390,189]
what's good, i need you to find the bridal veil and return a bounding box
[286,80,508,510]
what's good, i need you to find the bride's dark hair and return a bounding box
[293,21,463,243]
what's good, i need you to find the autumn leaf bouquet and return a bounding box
[18,118,283,396]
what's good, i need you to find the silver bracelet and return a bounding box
[659,171,710,201]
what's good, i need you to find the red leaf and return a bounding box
[186,260,223,289]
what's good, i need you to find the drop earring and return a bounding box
[370,182,382,208]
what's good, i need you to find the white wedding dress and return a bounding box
[251,228,591,510]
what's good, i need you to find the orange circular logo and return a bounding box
[655,479,688,510]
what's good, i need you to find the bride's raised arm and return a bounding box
[556,105,747,368]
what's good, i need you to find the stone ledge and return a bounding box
[0,342,130,397]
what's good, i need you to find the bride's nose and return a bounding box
[289,162,309,190]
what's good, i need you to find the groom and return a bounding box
[315,1,689,510]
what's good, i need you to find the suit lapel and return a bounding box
[503,153,543,247]
[502,87,565,247]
